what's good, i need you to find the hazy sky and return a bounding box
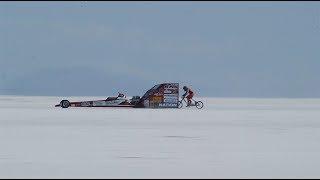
[1,2,319,97]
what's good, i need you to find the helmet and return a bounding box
[183,86,187,91]
[118,92,124,97]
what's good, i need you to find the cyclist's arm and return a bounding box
[182,89,189,97]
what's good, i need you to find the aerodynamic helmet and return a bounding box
[183,86,188,91]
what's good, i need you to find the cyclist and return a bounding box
[182,86,194,107]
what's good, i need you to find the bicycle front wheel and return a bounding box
[195,101,204,109]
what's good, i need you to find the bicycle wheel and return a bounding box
[195,101,204,109]
[178,101,183,109]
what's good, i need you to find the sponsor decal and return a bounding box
[106,99,123,105]
[74,103,81,107]
[154,92,163,96]
[159,102,178,107]
[163,96,178,99]
[163,99,178,103]
[164,92,178,95]
[151,96,163,103]
[163,94,178,97]
[144,100,149,107]
[81,101,91,107]
[164,88,178,90]
[163,98,178,103]
[149,101,159,108]
[93,101,105,106]
[164,89,178,93]
[164,83,179,90]
[163,96,178,103]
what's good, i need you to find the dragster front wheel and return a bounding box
[60,100,70,108]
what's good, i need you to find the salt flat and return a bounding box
[1,96,320,178]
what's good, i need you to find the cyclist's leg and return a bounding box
[186,94,193,106]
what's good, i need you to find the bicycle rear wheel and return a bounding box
[178,101,183,109]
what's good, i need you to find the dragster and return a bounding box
[55,83,180,109]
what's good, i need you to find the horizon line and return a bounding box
[1,94,320,100]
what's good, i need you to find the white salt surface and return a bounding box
[1,96,320,178]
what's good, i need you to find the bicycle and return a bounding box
[178,96,204,109]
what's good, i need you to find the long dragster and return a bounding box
[55,83,180,109]
[55,95,141,108]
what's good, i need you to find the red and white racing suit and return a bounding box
[183,88,194,106]
[186,89,194,102]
